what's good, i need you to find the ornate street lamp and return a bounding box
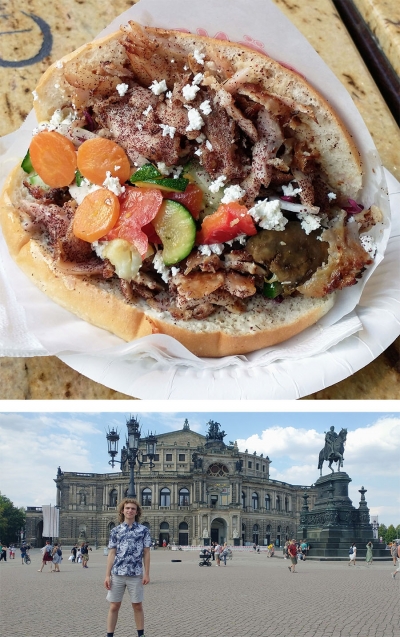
[106,416,157,498]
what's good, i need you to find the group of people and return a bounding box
[37,540,63,572]
[70,542,91,566]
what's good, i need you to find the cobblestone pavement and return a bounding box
[1,549,398,637]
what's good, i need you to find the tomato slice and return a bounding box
[164,183,204,220]
[196,202,257,244]
[105,186,163,256]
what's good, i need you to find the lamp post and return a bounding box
[106,416,157,498]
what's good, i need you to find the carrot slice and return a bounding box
[29,130,77,188]
[77,138,131,186]
[73,188,120,243]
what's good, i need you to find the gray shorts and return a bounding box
[106,574,144,603]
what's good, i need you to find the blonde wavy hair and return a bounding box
[117,498,142,524]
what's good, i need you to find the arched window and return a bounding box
[265,494,271,510]
[266,524,271,533]
[160,521,169,530]
[253,524,259,533]
[142,488,152,506]
[124,488,129,498]
[109,489,117,507]
[285,496,289,512]
[108,521,115,532]
[179,522,188,530]
[252,492,259,510]
[179,488,190,506]
[276,495,281,511]
[160,488,171,507]
[242,491,246,509]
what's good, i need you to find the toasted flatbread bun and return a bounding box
[1,23,366,357]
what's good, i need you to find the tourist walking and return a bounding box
[9,544,15,559]
[348,543,357,566]
[365,541,373,565]
[80,542,91,568]
[390,542,398,566]
[38,540,53,572]
[52,544,62,572]
[0,543,7,561]
[221,543,228,566]
[104,498,151,637]
[287,539,298,573]
[214,542,222,566]
[70,545,77,563]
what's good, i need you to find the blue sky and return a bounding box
[0,405,399,527]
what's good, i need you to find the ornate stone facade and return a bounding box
[25,419,316,547]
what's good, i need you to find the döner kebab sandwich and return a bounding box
[0,22,383,357]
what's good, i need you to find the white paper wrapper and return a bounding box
[0,0,399,398]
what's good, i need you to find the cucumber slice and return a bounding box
[27,173,50,190]
[21,150,33,174]
[133,177,189,193]
[75,169,84,186]
[152,200,196,265]
[183,160,224,209]
[130,163,163,182]
[262,280,283,299]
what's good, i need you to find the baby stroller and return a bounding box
[199,549,212,566]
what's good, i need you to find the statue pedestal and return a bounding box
[298,472,387,559]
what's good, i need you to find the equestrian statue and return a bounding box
[317,426,347,475]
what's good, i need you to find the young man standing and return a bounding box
[104,498,151,637]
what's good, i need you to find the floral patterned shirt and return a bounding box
[108,522,151,576]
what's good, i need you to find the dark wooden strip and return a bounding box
[332,0,400,125]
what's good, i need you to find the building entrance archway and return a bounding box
[211,517,227,544]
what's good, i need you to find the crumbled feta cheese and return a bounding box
[153,251,171,283]
[209,175,227,193]
[194,149,202,156]
[142,104,153,116]
[186,108,204,132]
[136,122,143,131]
[248,199,288,231]
[206,140,213,151]
[171,59,175,63]
[172,166,183,178]
[157,162,170,176]
[193,49,205,65]
[182,84,200,101]
[360,234,377,258]
[114,165,121,171]
[54,83,60,89]
[298,213,321,235]
[103,171,125,196]
[183,65,189,71]
[199,100,212,115]
[116,83,129,97]
[55,60,63,69]
[69,181,101,205]
[149,79,168,95]
[196,133,206,143]
[225,234,247,246]
[32,90,38,101]
[170,266,180,277]
[192,73,204,86]
[166,90,172,99]
[159,124,176,138]
[221,185,245,204]
[327,192,337,200]
[282,181,302,197]
[198,243,224,256]
[49,109,63,127]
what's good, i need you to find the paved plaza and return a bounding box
[1,548,398,637]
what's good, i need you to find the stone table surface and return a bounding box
[0,0,399,400]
